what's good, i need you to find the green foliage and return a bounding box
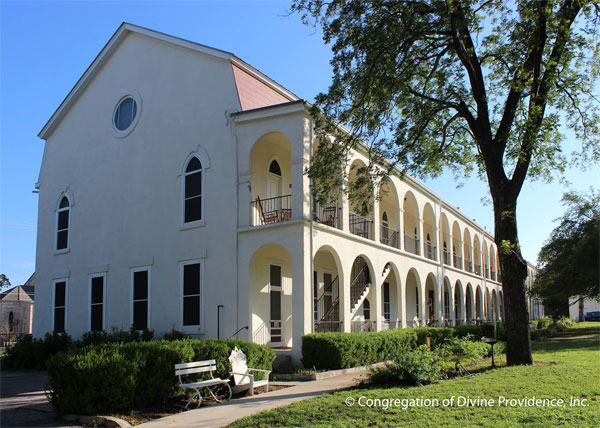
[162,328,188,341]
[436,335,490,368]
[371,345,446,386]
[293,0,600,366]
[302,324,504,369]
[302,329,418,370]
[46,339,276,415]
[533,190,600,316]
[535,318,554,330]
[1,332,72,370]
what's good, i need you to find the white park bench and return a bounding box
[228,347,272,396]
[175,360,232,409]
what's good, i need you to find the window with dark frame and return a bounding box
[133,270,149,330]
[54,281,66,332]
[383,282,390,322]
[90,276,104,331]
[363,299,371,320]
[56,196,70,250]
[183,262,201,326]
[114,97,137,131]
[184,157,203,223]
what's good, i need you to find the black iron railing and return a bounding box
[313,200,342,229]
[443,250,451,265]
[453,255,462,269]
[380,225,400,249]
[425,242,437,261]
[404,234,420,255]
[349,212,373,240]
[251,195,292,226]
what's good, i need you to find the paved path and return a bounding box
[0,371,82,428]
[137,370,367,428]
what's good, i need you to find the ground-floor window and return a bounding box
[90,274,105,331]
[132,268,150,330]
[182,261,203,327]
[53,280,67,332]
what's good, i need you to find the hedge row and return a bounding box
[46,339,275,415]
[302,323,505,369]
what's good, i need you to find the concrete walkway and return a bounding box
[0,371,82,428]
[137,370,367,428]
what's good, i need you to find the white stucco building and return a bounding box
[34,23,519,363]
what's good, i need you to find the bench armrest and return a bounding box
[247,368,271,372]
[230,371,254,379]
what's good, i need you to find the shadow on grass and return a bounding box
[532,337,599,354]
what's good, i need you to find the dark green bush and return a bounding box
[162,328,188,341]
[1,332,72,370]
[302,329,418,369]
[302,324,505,370]
[46,338,275,415]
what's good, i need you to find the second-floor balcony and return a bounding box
[474,263,481,275]
[313,200,342,230]
[380,225,400,249]
[453,255,462,269]
[491,270,497,281]
[349,212,373,240]
[404,234,420,255]
[425,242,437,261]
[464,260,473,272]
[443,250,451,265]
[251,195,292,226]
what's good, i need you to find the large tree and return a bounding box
[292,0,600,364]
[532,190,599,319]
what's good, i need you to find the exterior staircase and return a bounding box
[350,257,371,316]
[315,275,340,332]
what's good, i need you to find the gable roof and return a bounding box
[39,22,300,139]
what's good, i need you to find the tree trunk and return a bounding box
[578,298,584,322]
[494,193,533,365]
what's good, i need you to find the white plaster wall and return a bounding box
[34,32,242,339]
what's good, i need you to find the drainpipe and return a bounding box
[309,114,315,333]
[231,111,241,340]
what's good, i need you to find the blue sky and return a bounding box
[1,0,596,286]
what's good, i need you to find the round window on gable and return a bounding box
[114,96,138,131]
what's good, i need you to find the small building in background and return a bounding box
[0,274,35,345]
[569,297,600,322]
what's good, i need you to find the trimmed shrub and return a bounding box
[46,338,275,415]
[302,324,505,370]
[302,329,418,370]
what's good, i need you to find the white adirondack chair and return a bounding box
[228,347,271,396]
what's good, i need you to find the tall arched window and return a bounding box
[184,157,203,223]
[56,196,70,251]
[8,312,14,331]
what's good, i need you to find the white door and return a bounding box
[267,174,281,199]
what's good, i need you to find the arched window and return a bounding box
[268,160,281,176]
[56,196,70,251]
[8,312,14,332]
[382,211,388,226]
[184,157,203,223]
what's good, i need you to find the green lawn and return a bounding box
[230,324,600,428]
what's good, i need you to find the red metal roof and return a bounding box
[232,64,291,111]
